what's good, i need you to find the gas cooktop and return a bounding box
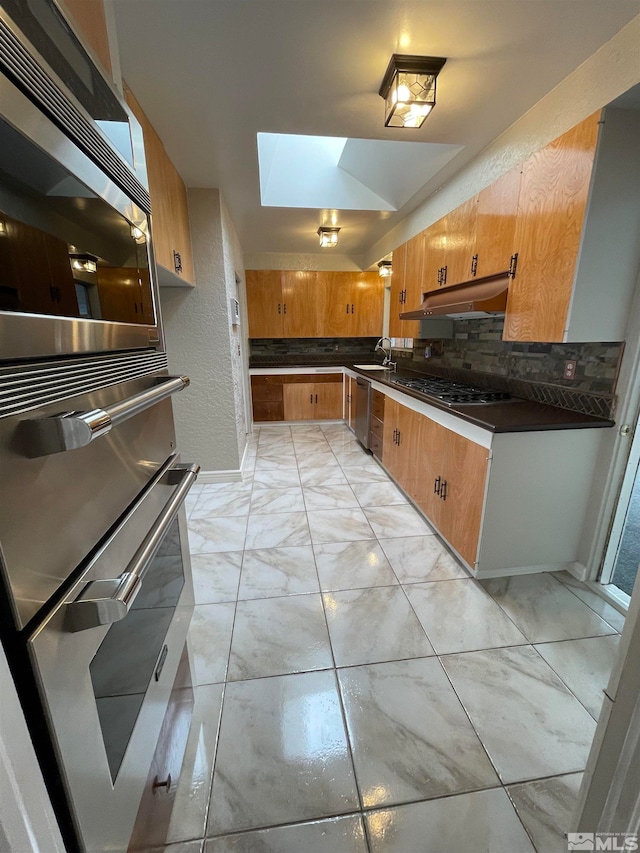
[392,376,514,406]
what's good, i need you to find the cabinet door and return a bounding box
[445,196,478,286]
[382,398,400,473]
[316,272,351,337]
[388,243,407,338]
[314,382,343,419]
[504,112,600,342]
[437,429,489,567]
[422,217,448,293]
[413,415,447,531]
[246,271,284,337]
[475,165,522,278]
[393,404,426,501]
[351,273,384,337]
[283,383,315,420]
[399,235,423,337]
[282,271,318,337]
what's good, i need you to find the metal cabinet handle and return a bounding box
[346,304,349,314]
[315,394,318,403]
[65,463,200,632]
[21,375,190,457]
[434,476,441,494]
[278,303,281,314]
[440,480,448,500]
[173,250,182,275]
[283,303,287,314]
[351,304,354,313]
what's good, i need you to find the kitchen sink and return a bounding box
[353,364,388,370]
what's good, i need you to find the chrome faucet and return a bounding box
[375,337,396,371]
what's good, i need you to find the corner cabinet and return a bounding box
[376,384,603,578]
[124,86,195,287]
[251,372,343,422]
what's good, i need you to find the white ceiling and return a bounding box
[112,0,640,264]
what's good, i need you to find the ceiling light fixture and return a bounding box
[377,259,393,277]
[378,55,446,129]
[318,226,340,248]
[69,253,98,274]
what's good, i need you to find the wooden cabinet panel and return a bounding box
[62,0,112,76]
[246,270,284,337]
[125,86,195,286]
[504,112,600,342]
[344,376,357,430]
[371,390,385,421]
[475,165,522,278]
[314,382,343,419]
[389,242,407,338]
[399,235,423,337]
[316,272,352,337]
[445,196,478,286]
[281,271,318,337]
[422,217,448,293]
[351,272,384,337]
[283,383,315,420]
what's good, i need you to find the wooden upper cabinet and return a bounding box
[422,217,448,293]
[61,0,112,77]
[350,272,384,336]
[504,112,600,342]
[281,270,319,337]
[246,270,284,337]
[389,242,407,338]
[124,85,195,286]
[315,272,352,337]
[399,235,423,337]
[444,196,478,287]
[475,165,522,279]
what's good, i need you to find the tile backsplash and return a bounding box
[397,317,623,418]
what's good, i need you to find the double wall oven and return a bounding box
[0,3,198,851]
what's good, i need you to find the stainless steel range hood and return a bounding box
[399,273,510,320]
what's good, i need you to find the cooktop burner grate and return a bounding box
[392,376,514,406]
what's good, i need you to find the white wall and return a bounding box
[244,251,366,272]
[160,189,247,474]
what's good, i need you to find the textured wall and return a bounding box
[244,252,366,272]
[160,189,245,472]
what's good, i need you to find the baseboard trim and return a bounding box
[197,469,243,484]
[475,562,584,579]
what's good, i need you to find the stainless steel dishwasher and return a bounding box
[355,377,371,449]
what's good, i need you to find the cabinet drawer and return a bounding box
[251,384,284,402]
[369,431,382,460]
[253,401,284,421]
[281,373,342,384]
[370,415,384,440]
[371,390,385,420]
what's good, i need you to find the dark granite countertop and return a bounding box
[248,358,615,433]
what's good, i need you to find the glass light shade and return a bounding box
[318,227,340,248]
[379,56,446,129]
[378,260,393,277]
[70,255,97,273]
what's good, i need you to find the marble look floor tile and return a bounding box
[199,481,253,495]
[324,586,434,667]
[292,434,331,446]
[190,490,251,519]
[249,486,305,514]
[405,580,528,654]
[481,574,618,642]
[205,815,367,852]
[207,671,358,835]
[332,449,371,468]
[191,552,242,604]
[379,536,466,584]
[143,842,203,853]
[365,788,535,853]
[228,594,332,680]
[534,634,621,719]
[188,517,248,554]
[254,455,299,471]
[303,484,359,510]
[441,646,597,783]
[364,505,434,539]
[185,493,199,519]
[342,466,391,485]
[164,685,224,846]
[296,450,342,469]
[507,773,583,853]
[188,603,236,685]
[350,482,407,507]
[238,546,319,599]
[252,468,301,489]
[299,467,349,487]
[552,572,626,632]
[245,512,311,550]
[314,540,399,591]
[338,657,498,808]
[307,508,375,544]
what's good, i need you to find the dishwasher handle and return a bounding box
[21,375,190,457]
[65,463,199,632]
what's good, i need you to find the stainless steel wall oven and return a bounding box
[0,3,198,851]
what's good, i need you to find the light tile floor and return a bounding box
[156,423,625,853]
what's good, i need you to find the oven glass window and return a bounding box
[0,116,154,324]
[89,519,184,782]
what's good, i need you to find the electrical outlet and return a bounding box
[563,360,577,380]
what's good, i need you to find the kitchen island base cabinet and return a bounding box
[377,389,603,578]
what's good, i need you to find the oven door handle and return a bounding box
[65,463,199,632]
[21,375,190,457]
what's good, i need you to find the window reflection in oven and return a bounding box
[89,519,185,782]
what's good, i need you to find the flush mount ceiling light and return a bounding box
[378,259,393,277]
[318,226,340,248]
[379,55,447,128]
[69,253,97,274]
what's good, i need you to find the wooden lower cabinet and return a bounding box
[383,396,488,566]
[252,373,342,422]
